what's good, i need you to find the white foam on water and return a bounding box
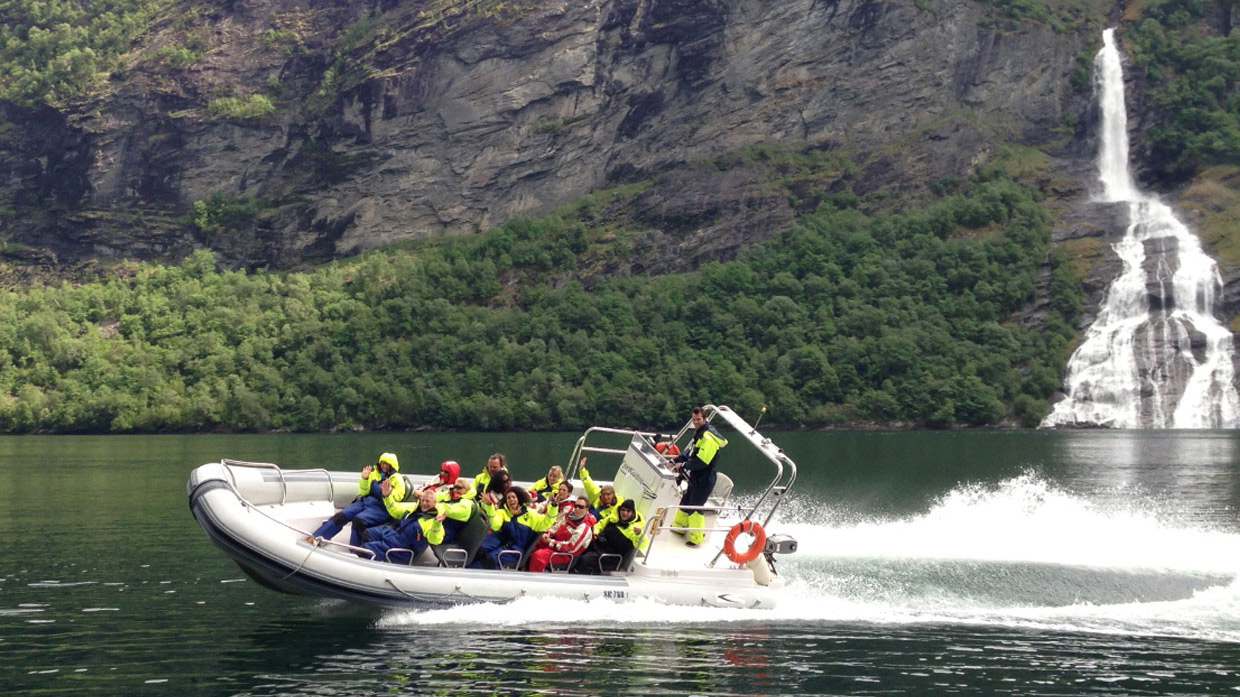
[378,473,1240,643]
[781,473,1240,574]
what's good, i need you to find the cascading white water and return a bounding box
[1042,28,1240,429]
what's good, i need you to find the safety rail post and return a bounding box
[638,507,666,564]
[222,458,289,504]
[565,426,662,481]
[307,468,337,505]
[220,459,342,507]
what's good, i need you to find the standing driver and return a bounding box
[671,407,727,547]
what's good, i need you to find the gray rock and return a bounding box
[0,0,1094,273]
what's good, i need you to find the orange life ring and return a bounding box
[654,442,680,456]
[722,520,766,565]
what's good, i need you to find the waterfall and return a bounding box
[1041,28,1240,429]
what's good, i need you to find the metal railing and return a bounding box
[564,426,661,481]
[564,405,799,569]
[216,459,376,559]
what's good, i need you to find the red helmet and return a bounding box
[439,460,461,483]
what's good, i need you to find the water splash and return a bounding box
[378,475,1240,642]
[1042,28,1240,429]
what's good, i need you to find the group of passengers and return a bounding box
[306,451,647,574]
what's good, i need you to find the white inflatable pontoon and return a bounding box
[187,405,799,608]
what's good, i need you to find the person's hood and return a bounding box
[439,460,461,484]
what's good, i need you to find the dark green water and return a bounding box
[3,430,1240,695]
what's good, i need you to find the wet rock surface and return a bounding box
[0,0,1090,274]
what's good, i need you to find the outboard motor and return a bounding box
[749,534,797,586]
[764,534,797,555]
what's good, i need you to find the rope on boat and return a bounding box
[381,578,515,605]
[282,539,321,580]
[384,578,452,604]
[449,583,499,604]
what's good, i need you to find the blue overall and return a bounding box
[311,477,393,547]
[474,514,540,569]
[363,513,434,564]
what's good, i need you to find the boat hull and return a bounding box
[188,461,782,609]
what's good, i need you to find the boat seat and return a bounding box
[597,547,638,574]
[547,551,576,573]
[496,536,542,571]
[699,473,734,544]
[399,475,417,502]
[708,472,734,504]
[431,507,489,568]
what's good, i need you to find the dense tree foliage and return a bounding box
[0,0,174,105]
[0,177,1078,433]
[1126,0,1240,182]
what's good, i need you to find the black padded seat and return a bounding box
[431,507,490,568]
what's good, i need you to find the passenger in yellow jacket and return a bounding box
[572,499,646,574]
[472,452,508,500]
[435,477,476,504]
[528,465,564,502]
[309,452,406,547]
[577,457,626,531]
[431,480,478,544]
[473,488,555,569]
[363,489,448,564]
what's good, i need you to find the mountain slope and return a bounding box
[0,0,1096,271]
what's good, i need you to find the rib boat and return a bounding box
[187,404,799,608]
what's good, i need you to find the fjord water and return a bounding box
[1043,28,1240,428]
[3,430,1240,696]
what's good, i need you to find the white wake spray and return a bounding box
[377,473,1240,643]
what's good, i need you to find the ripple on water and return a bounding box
[0,607,45,616]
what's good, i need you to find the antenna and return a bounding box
[752,406,767,430]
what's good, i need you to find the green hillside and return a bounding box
[0,173,1078,432]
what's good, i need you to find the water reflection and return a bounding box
[219,624,803,696]
[1056,430,1238,470]
[1054,431,1240,527]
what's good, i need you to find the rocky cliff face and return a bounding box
[0,0,1097,274]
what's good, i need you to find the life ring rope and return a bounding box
[722,519,766,565]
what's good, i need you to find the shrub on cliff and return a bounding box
[0,0,175,105]
[1126,2,1240,182]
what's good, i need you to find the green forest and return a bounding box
[0,175,1079,433]
[0,0,175,106]
[1126,0,1240,183]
